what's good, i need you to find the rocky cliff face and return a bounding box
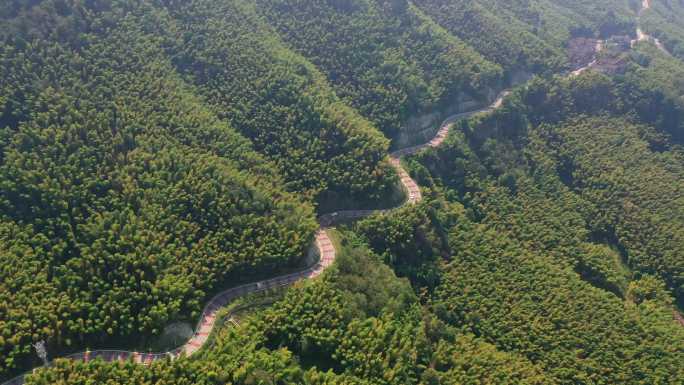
[393,89,496,149]
[392,70,533,149]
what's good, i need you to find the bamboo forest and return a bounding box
[0,0,683,384]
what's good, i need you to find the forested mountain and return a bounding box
[413,0,636,73]
[255,0,503,140]
[413,0,566,73]
[0,0,321,375]
[1,0,684,384]
[641,0,684,59]
[21,236,559,384]
[401,73,684,383]
[630,43,684,108]
[156,0,395,199]
[428,69,684,304]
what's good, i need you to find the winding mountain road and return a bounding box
[3,4,681,381]
[1,78,513,385]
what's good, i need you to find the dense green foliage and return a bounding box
[479,0,636,42]
[24,190,684,383]
[625,43,684,144]
[413,0,637,74]
[537,117,684,300]
[412,0,564,73]
[255,0,502,139]
[354,203,444,288]
[641,0,684,59]
[157,0,394,198]
[403,79,684,382]
[23,236,552,385]
[451,71,684,303]
[433,206,683,383]
[2,0,684,384]
[0,0,318,376]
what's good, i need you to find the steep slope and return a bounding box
[19,235,556,385]
[1,68,514,385]
[413,0,636,75]
[641,0,684,59]
[622,42,684,143]
[405,86,684,382]
[413,0,566,73]
[157,0,394,200]
[453,71,684,305]
[0,0,317,377]
[255,0,503,145]
[490,0,636,41]
[1,0,684,384]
